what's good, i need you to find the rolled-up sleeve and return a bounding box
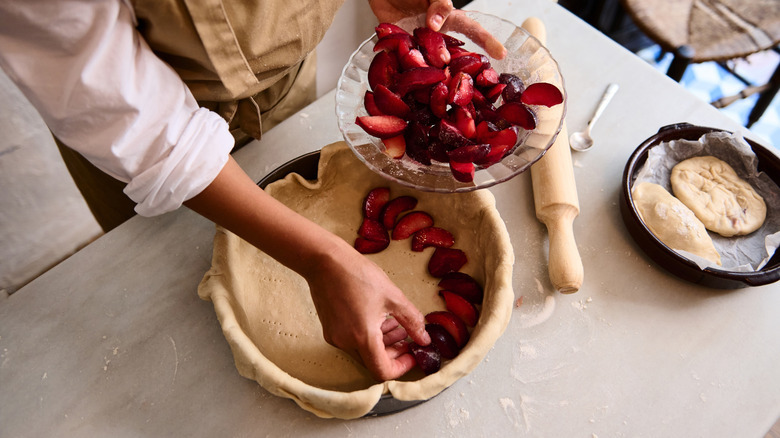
[0,0,234,216]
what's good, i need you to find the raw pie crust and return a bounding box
[198,142,515,419]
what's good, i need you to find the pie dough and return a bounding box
[632,182,721,266]
[671,156,767,237]
[197,142,515,419]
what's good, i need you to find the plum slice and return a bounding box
[437,272,484,304]
[354,237,389,254]
[447,72,474,107]
[409,342,441,375]
[429,81,449,119]
[363,91,384,116]
[362,187,390,220]
[426,323,460,359]
[373,84,410,117]
[499,73,525,103]
[404,121,432,165]
[449,161,475,183]
[426,311,470,347]
[475,67,499,88]
[439,290,479,327]
[413,27,450,68]
[477,126,518,148]
[367,50,398,91]
[521,82,564,107]
[396,67,447,96]
[438,119,472,149]
[447,143,490,163]
[355,115,407,138]
[428,247,467,277]
[392,211,434,240]
[441,33,465,48]
[381,195,418,229]
[451,105,476,139]
[374,33,414,57]
[358,218,389,242]
[448,54,484,77]
[375,22,410,39]
[400,48,429,70]
[382,135,406,159]
[496,102,536,130]
[483,83,506,104]
[411,227,454,252]
[475,143,513,167]
[427,138,450,163]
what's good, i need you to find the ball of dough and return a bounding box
[632,182,721,266]
[670,156,766,237]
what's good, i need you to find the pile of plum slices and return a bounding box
[354,187,485,375]
[355,23,564,183]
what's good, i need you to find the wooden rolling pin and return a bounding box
[523,17,584,294]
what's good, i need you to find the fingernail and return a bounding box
[431,14,443,30]
[421,329,431,345]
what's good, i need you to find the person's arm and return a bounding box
[184,157,430,379]
[0,0,429,380]
[0,0,233,216]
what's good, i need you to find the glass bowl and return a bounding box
[335,10,567,192]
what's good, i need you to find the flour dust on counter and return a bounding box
[507,278,600,432]
[498,395,531,432]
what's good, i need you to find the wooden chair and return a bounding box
[619,0,780,127]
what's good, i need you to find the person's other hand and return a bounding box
[306,240,431,381]
[368,0,507,59]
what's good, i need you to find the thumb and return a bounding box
[426,0,454,31]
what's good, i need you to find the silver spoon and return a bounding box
[569,83,619,152]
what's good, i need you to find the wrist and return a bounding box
[297,231,355,283]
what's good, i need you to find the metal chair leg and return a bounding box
[667,45,694,82]
[747,58,780,127]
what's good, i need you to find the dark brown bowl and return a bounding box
[620,123,780,288]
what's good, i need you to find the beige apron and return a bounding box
[58,0,343,231]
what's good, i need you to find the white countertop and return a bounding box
[2,1,779,436]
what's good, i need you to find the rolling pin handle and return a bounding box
[545,211,584,294]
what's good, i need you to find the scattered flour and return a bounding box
[499,396,531,431]
[518,294,556,328]
[445,402,470,427]
[534,277,544,294]
[517,343,538,359]
[572,296,593,310]
[499,397,515,412]
[499,397,519,429]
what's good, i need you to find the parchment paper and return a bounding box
[634,131,780,271]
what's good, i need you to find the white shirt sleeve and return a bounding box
[0,0,235,216]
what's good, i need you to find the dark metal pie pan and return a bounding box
[256,150,428,416]
[619,123,780,288]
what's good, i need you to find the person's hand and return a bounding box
[305,239,431,381]
[185,157,429,381]
[369,0,454,31]
[368,0,507,59]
